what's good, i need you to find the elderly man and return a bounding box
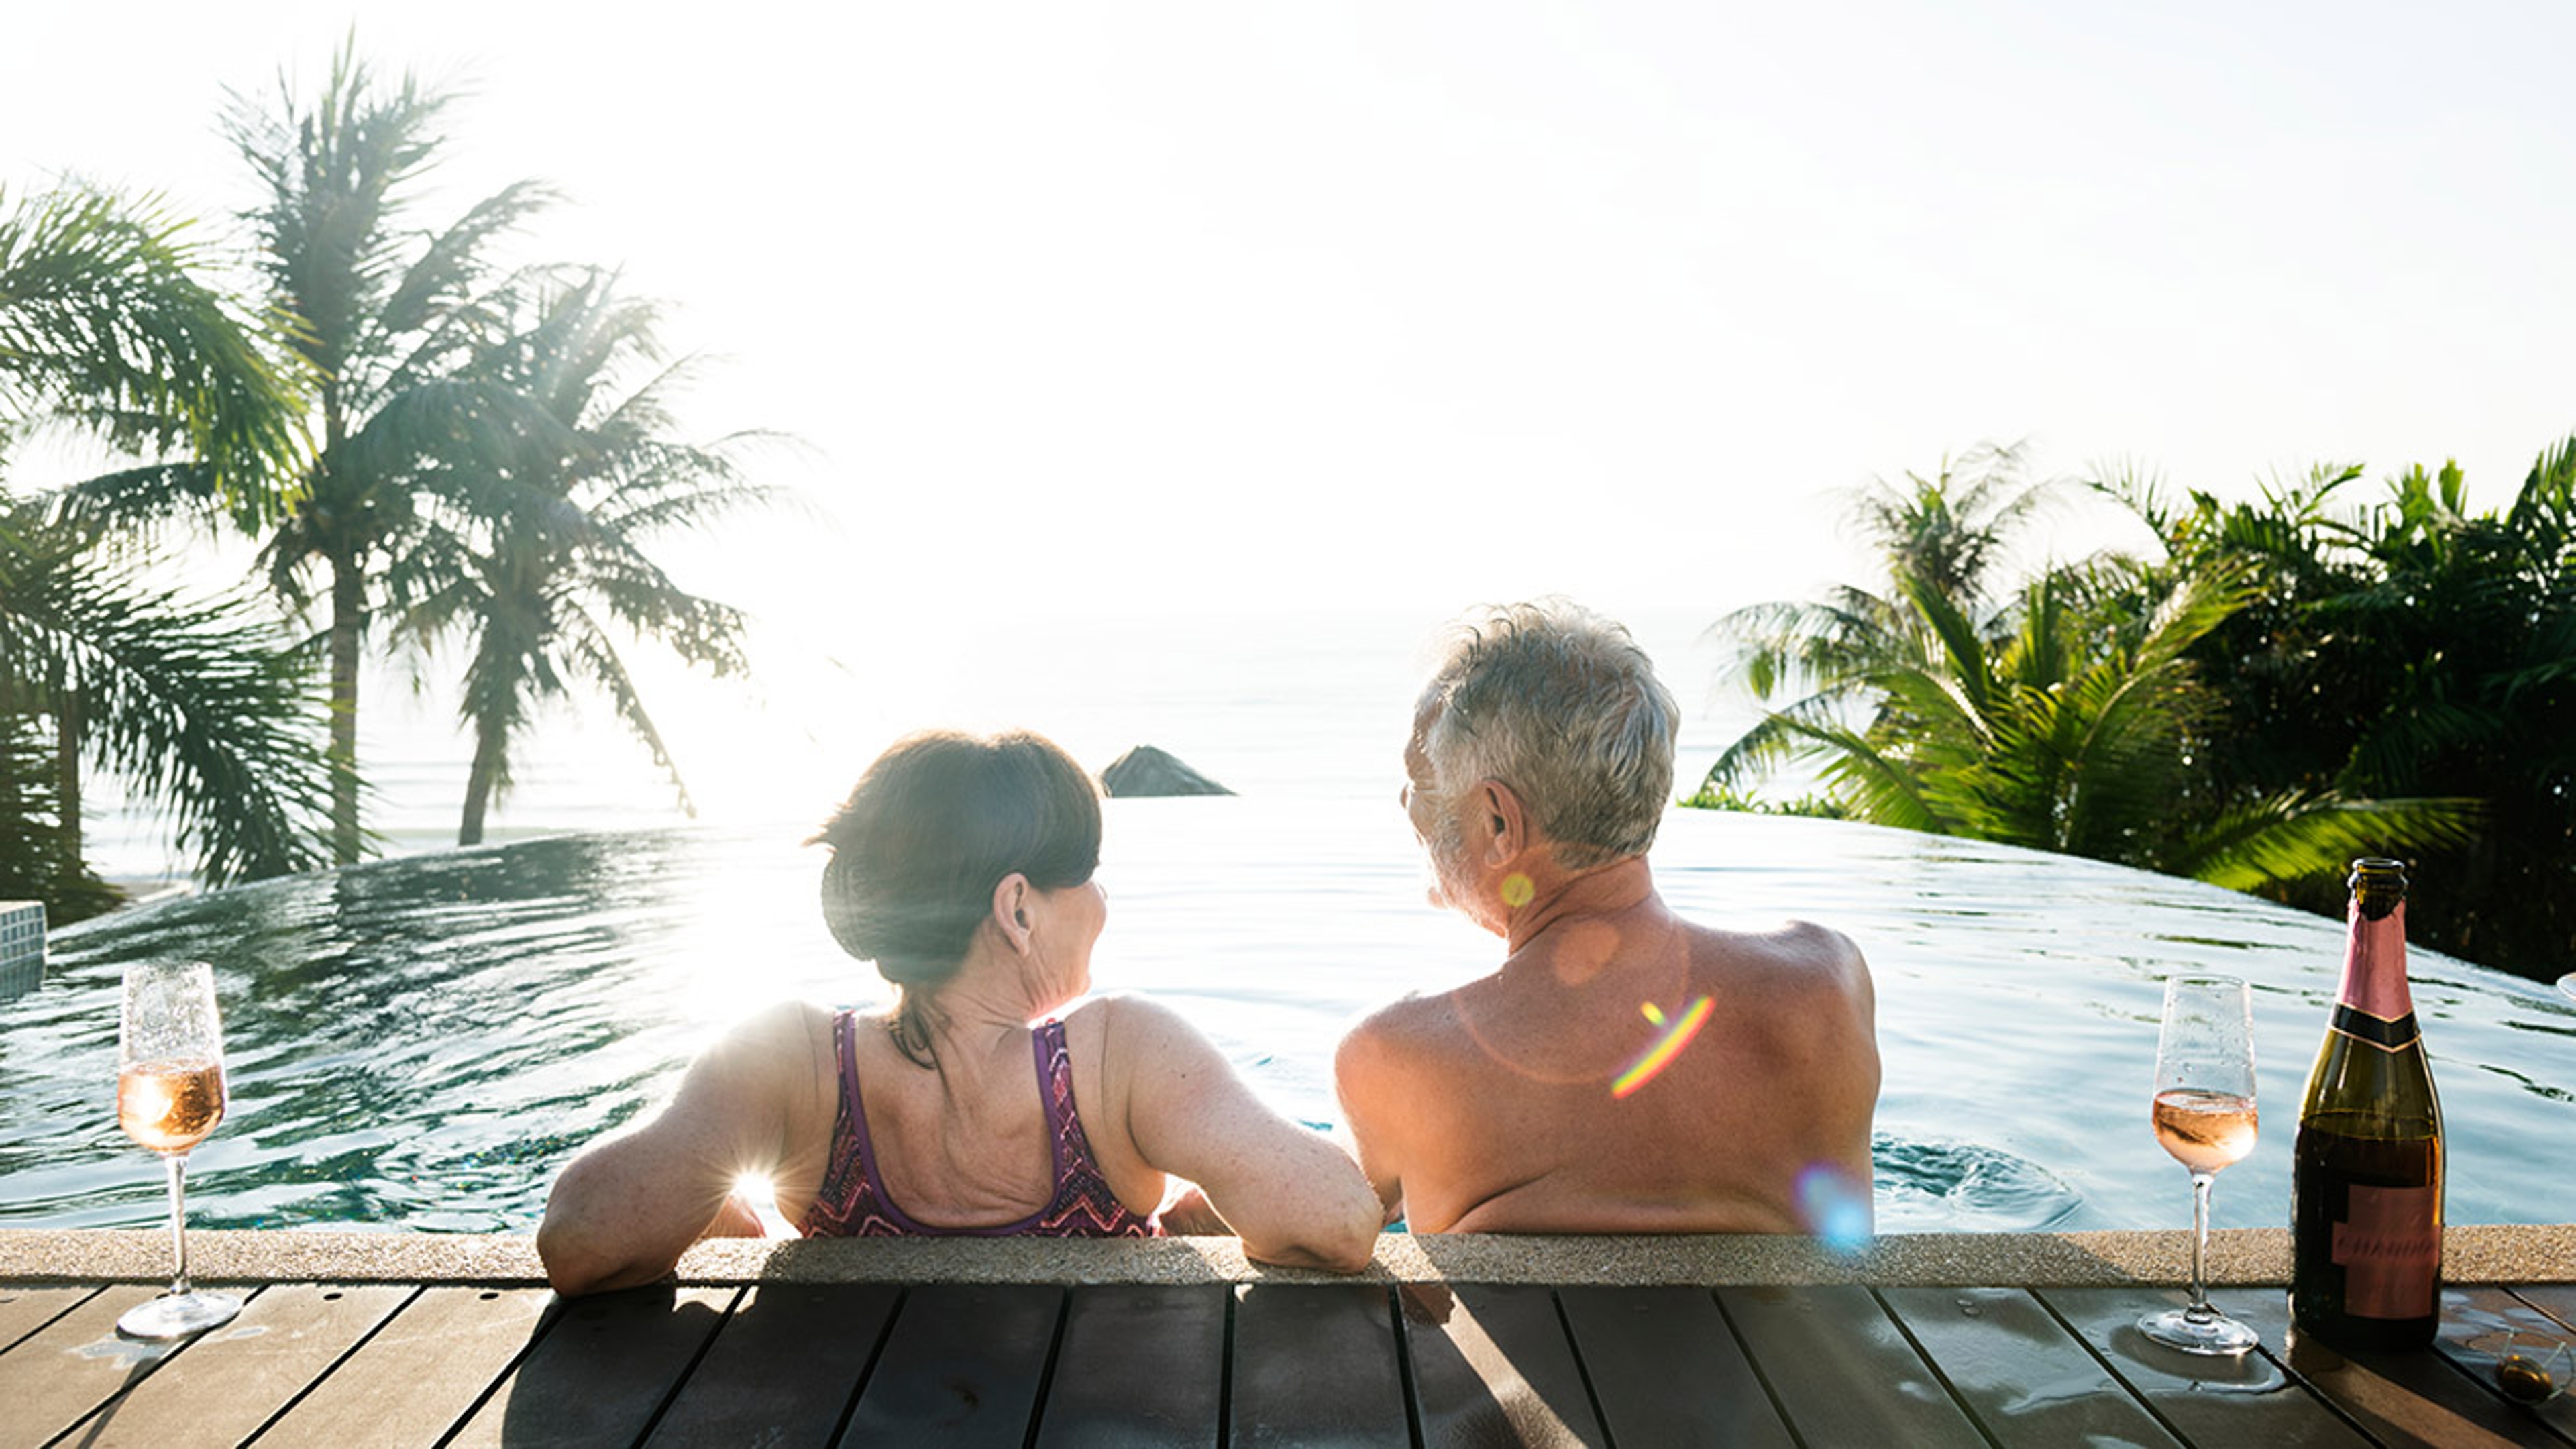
[1335,600,1880,1236]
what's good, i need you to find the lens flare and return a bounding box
[732,1173,792,1238]
[1610,994,1713,1098]
[1501,873,1535,908]
[1795,1164,1873,1254]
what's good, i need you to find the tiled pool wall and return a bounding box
[0,903,40,1003]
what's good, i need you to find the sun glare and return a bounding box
[732,1173,792,1238]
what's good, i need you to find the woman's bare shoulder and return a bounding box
[686,1000,842,1111]
[1069,991,1216,1059]
[716,998,837,1056]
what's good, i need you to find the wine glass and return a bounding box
[114,961,240,1339]
[2137,974,2261,1355]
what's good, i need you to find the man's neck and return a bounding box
[1502,855,1658,955]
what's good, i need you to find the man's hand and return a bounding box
[1154,1183,1230,1236]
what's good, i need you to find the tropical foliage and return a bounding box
[0,184,303,503]
[1,183,328,921]
[0,502,335,917]
[2100,443,2576,975]
[3,44,780,924]
[1694,447,2481,918]
[215,46,556,862]
[390,271,772,845]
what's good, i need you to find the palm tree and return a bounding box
[1700,459,2477,892]
[1843,441,2057,612]
[0,500,335,919]
[220,44,555,861]
[1,182,325,918]
[391,272,773,845]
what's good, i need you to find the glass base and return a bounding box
[2138,1303,2259,1356]
[118,1289,241,1340]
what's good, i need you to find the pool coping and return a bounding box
[4,1224,2571,1289]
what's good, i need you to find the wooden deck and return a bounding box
[5,1273,2571,1448]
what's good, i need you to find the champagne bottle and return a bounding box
[2290,857,2445,1348]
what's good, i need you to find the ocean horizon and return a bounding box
[81,605,1764,892]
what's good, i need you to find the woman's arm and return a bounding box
[1108,997,1381,1272]
[536,1003,814,1295]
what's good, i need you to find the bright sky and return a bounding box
[9,1,2576,625]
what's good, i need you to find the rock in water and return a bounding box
[1100,745,1234,797]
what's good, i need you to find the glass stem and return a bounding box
[2186,1170,2214,1321]
[163,1152,191,1297]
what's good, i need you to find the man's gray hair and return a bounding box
[1419,600,1679,869]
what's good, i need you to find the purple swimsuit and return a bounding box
[800,1012,1157,1238]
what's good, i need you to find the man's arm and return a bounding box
[1331,1016,1412,1227]
[1774,922,1882,1232]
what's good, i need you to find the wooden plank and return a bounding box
[646,1283,899,1448]
[1400,1283,1604,1449]
[1230,1283,1408,1449]
[1719,1285,1985,1448]
[2039,1287,2369,1447]
[837,1283,1062,1449]
[2214,1285,2568,1449]
[0,1285,96,1351]
[1881,1286,2184,1448]
[70,1283,411,1448]
[1032,1284,1226,1449]
[445,1285,737,1449]
[1557,1286,1792,1449]
[2512,1285,2576,1334]
[0,1283,203,1449]
[250,1286,559,1448]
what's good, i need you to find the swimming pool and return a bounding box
[3,799,2570,1236]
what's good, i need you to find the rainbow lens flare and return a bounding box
[1610,994,1713,1098]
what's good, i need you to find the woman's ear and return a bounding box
[991,873,1034,953]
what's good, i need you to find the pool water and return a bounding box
[3,800,2570,1236]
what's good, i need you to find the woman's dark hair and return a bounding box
[813,729,1102,1066]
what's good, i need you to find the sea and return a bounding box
[83,606,1758,887]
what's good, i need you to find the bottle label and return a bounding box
[2332,1183,2440,1318]
[2328,1005,2422,1051]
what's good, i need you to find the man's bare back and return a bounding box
[1336,860,1878,1234]
[1336,600,1881,1237]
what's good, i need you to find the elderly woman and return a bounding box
[539,729,1380,1294]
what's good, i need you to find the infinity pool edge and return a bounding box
[5,1224,2571,1288]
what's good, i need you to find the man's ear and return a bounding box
[1479,780,1528,863]
[991,873,1034,953]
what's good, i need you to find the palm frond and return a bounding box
[555,606,694,818]
[0,502,337,882]
[0,184,308,518]
[2168,793,2484,893]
